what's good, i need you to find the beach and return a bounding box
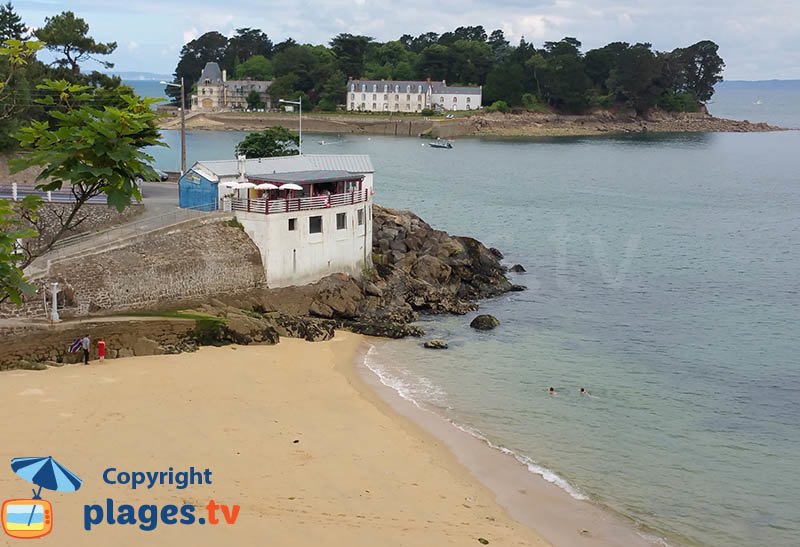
[0,332,550,546]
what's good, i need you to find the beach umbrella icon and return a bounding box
[11,456,82,497]
[10,457,82,526]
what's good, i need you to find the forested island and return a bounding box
[167,26,725,116]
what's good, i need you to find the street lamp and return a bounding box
[278,97,302,155]
[161,78,187,174]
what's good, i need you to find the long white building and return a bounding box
[347,78,482,113]
[179,155,374,288]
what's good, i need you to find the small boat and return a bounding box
[428,139,453,149]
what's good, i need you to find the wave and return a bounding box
[363,343,588,501]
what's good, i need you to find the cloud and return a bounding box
[127,40,140,51]
[183,27,198,44]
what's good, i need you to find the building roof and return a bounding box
[431,82,482,95]
[190,155,374,182]
[250,170,363,185]
[199,62,223,84]
[225,80,272,90]
[350,79,429,92]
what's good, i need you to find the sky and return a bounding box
[13,0,800,80]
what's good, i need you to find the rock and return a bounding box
[340,320,424,339]
[508,284,526,292]
[132,337,163,356]
[489,247,504,260]
[423,339,449,349]
[16,360,48,371]
[470,314,500,330]
[509,264,526,273]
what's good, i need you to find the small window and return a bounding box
[466,97,471,103]
[288,218,297,231]
[336,212,347,230]
[309,216,322,233]
[357,208,364,226]
[372,103,376,109]
[372,94,376,100]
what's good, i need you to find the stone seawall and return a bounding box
[1,216,266,319]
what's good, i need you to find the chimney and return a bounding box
[237,155,246,181]
[222,69,227,82]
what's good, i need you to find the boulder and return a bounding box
[470,314,500,330]
[509,264,526,273]
[423,339,449,349]
[489,247,504,260]
[340,320,424,339]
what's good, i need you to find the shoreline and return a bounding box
[352,339,663,547]
[157,110,787,138]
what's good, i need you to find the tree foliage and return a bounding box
[0,196,39,305]
[10,80,163,257]
[0,2,27,42]
[34,11,116,74]
[165,24,725,114]
[234,127,299,158]
[245,89,264,110]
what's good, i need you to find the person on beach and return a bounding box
[80,334,91,365]
[97,338,106,362]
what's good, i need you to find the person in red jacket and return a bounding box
[97,338,106,362]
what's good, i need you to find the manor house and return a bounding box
[346,78,482,113]
[191,62,272,112]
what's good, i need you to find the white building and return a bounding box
[179,155,374,288]
[347,78,482,113]
[430,82,482,112]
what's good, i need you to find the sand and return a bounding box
[0,332,548,546]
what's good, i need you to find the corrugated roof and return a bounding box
[306,155,374,173]
[192,154,374,180]
[249,170,363,184]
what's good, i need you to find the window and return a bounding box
[453,96,458,102]
[406,94,410,100]
[336,212,347,230]
[395,94,399,100]
[309,216,322,233]
[361,93,365,100]
[357,208,365,226]
[350,102,355,109]
[350,93,355,99]
[372,94,376,100]
[466,97,471,103]
[372,103,377,110]
[288,218,297,231]
[383,94,388,100]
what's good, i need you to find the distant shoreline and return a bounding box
[157,109,787,138]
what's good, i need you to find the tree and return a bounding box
[674,40,724,102]
[10,80,163,260]
[0,38,45,150]
[330,33,372,78]
[34,11,116,74]
[607,43,664,114]
[234,127,299,158]
[235,54,273,80]
[167,31,228,106]
[245,89,264,110]
[225,28,273,70]
[0,196,39,304]
[0,2,27,42]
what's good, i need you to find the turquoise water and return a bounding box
[152,84,800,546]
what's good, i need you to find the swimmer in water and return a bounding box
[548,387,556,395]
[580,387,588,395]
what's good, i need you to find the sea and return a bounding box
[131,79,800,546]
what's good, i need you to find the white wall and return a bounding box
[237,199,372,288]
[431,93,481,111]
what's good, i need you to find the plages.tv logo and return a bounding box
[2,456,82,539]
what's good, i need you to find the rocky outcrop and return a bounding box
[509,264,526,273]
[470,314,500,330]
[223,205,520,338]
[424,339,449,349]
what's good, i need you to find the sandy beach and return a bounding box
[0,332,549,546]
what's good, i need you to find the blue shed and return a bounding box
[179,168,218,211]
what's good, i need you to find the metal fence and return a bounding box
[0,183,107,204]
[229,189,369,215]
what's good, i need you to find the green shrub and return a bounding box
[658,91,699,112]
[420,108,435,116]
[486,100,510,113]
[318,98,337,112]
[521,93,547,111]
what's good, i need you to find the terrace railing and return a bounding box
[229,189,369,215]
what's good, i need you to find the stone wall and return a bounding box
[1,217,266,319]
[0,319,198,370]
